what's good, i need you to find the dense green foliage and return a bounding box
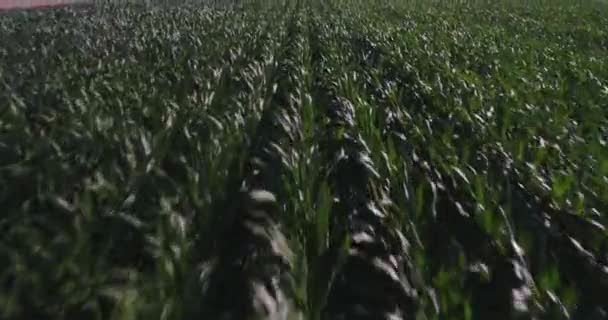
[1,1,606,319]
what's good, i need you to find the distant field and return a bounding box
[0,0,88,9]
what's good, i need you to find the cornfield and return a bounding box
[0,0,606,319]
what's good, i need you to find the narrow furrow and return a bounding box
[309,8,418,320]
[199,5,308,319]
[320,97,418,320]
